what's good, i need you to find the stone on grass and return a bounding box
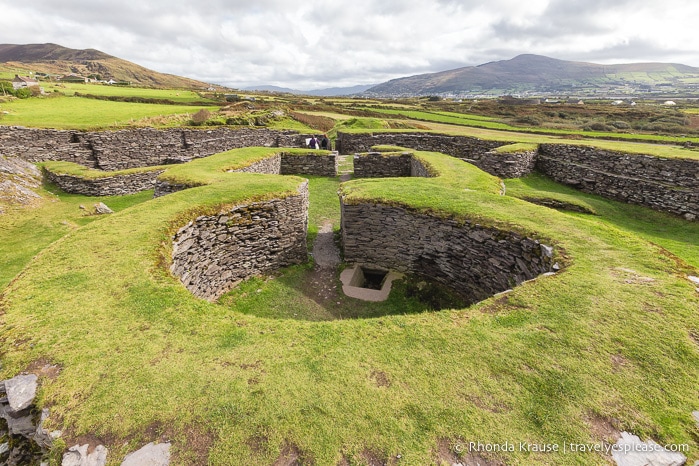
[121,442,170,466]
[62,444,108,466]
[93,202,113,215]
[612,432,686,466]
[693,411,699,428]
[5,374,38,411]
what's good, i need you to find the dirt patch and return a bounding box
[585,413,622,443]
[690,330,699,348]
[358,448,395,466]
[610,354,628,372]
[272,443,313,466]
[246,434,270,456]
[467,395,508,414]
[26,357,62,380]
[434,438,505,466]
[300,220,343,308]
[611,267,656,285]
[369,370,391,388]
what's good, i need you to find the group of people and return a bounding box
[308,134,329,150]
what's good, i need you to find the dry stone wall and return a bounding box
[341,201,555,304]
[280,152,338,177]
[170,181,309,301]
[335,132,520,177]
[352,152,433,178]
[0,126,305,170]
[153,152,336,198]
[537,144,699,220]
[43,168,164,196]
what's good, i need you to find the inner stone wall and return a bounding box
[0,126,305,170]
[352,152,433,178]
[537,144,699,220]
[341,200,555,304]
[43,168,165,196]
[170,181,309,301]
[335,132,517,177]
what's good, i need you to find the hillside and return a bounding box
[0,43,212,89]
[365,54,699,97]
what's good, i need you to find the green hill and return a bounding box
[365,54,699,97]
[0,43,212,89]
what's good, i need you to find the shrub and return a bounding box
[514,116,541,126]
[191,109,211,125]
[609,121,630,129]
[14,88,32,99]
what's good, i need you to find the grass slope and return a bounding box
[1,148,697,465]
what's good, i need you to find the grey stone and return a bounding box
[62,444,108,466]
[0,404,35,436]
[4,374,37,411]
[688,276,699,286]
[121,442,170,466]
[693,410,699,428]
[611,432,686,466]
[93,202,113,214]
[0,443,8,455]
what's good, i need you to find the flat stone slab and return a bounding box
[62,444,108,466]
[693,411,699,428]
[121,442,170,466]
[4,373,38,411]
[612,432,686,466]
[340,265,403,302]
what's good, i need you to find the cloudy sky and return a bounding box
[2,0,698,90]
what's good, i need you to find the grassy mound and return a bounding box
[1,146,697,465]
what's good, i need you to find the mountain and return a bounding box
[364,54,699,97]
[244,83,375,96]
[0,43,212,89]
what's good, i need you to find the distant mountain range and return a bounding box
[4,44,699,98]
[363,54,699,97]
[243,84,376,96]
[0,43,211,89]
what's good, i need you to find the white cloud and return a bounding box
[1,0,698,89]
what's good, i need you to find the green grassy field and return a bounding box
[1,89,699,464]
[361,107,699,145]
[0,94,215,129]
[1,146,697,465]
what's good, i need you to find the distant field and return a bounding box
[363,107,699,145]
[0,95,215,129]
[42,82,214,103]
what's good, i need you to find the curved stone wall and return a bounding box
[43,168,164,196]
[335,131,521,177]
[0,126,305,170]
[340,200,555,304]
[537,144,699,220]
[170,181,309,301]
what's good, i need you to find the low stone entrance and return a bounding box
[340,264,403,302]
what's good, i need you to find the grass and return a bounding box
[39,161,168,179]
[0,94,214,129]
[1,146,697,464]
[361,107,699,146]
[1,91,699,464]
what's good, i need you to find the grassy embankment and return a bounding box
[1,143,697,465]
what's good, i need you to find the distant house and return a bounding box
[12,75,39,90]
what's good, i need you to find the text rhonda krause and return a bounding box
[462,441,690,455]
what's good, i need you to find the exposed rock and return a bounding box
[611,432,686,466]
[5,374,38,411]
[121,442,170,466]
[62,444,108,466]
[692,411,699,428]
[93,202,113,215]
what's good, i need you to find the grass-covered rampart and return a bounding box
[1,143,697,464]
